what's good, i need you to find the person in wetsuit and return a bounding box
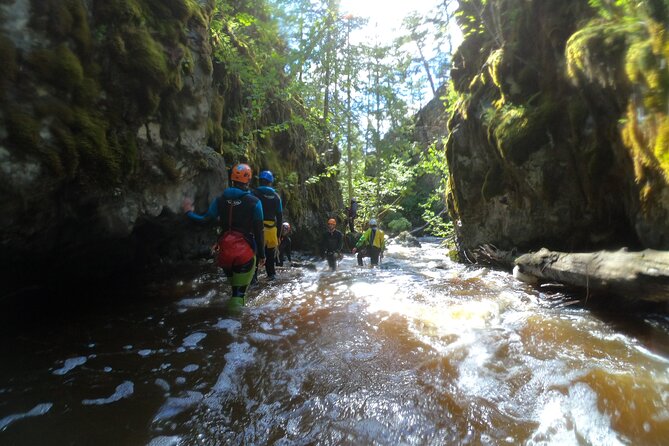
[346,198,358,232]
[321,218,343,271]
[352,218,385,267]
[183,163,265,309]
[277,222,292,267]
[253,170,283,280]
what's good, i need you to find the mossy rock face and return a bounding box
[492,103,553,165]
[447,0,667,253]
[30,0,91,51]
[0,0,343,286]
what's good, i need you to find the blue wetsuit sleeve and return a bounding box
[254,200,264,221]
[186,198,219,222]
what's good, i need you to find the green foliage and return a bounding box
[440,80,461,117]
[387,217,412,235]
[420,193,453,237]
[304,164,338,186]
[415,139,451,235]
[569,0,669,185]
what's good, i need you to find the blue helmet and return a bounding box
[259,170,274,183]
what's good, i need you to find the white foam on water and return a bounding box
[147,435,182,446]
[211,342,257,393]
[182,332,207,348]
[214,318,241,335]
[176,290,217,308]
[52,356,87,375]
[138,349,153,357]
[526,383,626,446]
[81,381,134,406]
[152,391,203,422]
[154,378,170,392]
[0,403,53,431]
[248,332,282,342]
[182,364,199,373]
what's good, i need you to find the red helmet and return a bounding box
[230,164,252,184]
[327,218,336,225]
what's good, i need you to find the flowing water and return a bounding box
[1,239,668,445]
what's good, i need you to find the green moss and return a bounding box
[73,77,101,106]
[481,163,505,200]
[0,36,17,93]
[94,0,143,25]
[124,28,169,85]
[143,0,199,22]
[158,153,180,181]
[492,101,553,165]
[28,44,84,92]
[41,147,66,177]
[50,123,79,178]
[654,116,669,179]
[566,20,637,85]
[181,47,194,75]
[34,98,75,123]
[71,109,121,184]
[6,110,40,151]
[487,48,507,106]
[207,118,224,152]
[68,0,92,52]
[29,0,91,51]
[626,21,669,112]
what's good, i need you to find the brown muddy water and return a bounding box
[0,239,668,445]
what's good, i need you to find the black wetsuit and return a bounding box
[321,229,343,271]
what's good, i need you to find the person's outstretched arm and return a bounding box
[183,197,218,222]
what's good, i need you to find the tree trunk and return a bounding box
[514,248,669,303]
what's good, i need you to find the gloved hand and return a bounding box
[182,197,194,213]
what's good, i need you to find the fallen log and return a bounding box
[514,248,669,303]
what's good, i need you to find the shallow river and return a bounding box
[1,239,668,445]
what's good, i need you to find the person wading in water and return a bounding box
[352,218,385,267]
[321,218,343,271]
[277,222,292,267]
[253,170,283,281]
[183,163,265,309]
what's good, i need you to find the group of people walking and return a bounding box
[184,164,384,310]
[320,215,385,271]
[183,164,291,309]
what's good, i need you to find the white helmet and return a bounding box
[369,218,377,226]
[282,222,291,230]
